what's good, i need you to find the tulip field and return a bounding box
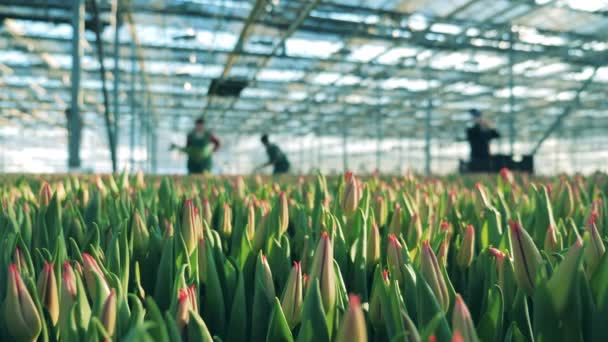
[1,170,608,341]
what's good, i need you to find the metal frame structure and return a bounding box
[0,0,607,174]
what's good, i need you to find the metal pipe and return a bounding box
[112,0,122,170]
[68,0,84,170]
[425,99,432,175]
[129,39,136,171]
[508,28,515,155]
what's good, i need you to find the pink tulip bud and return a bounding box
[279,192,289,235]
[452,294,479,342]
[37,262,59,325]
[367,223,381,269]
[389,204,402,236]
[457,225,475,268]
[586,215,605,273]
[309,232,336,313]
[38,182,53,207]
[336,294,368,342]
[82,253,111,302]
[421,241,450,312]
[201,198,213,226]
[281,261,303,329]
[220,202,233,240]
[544,225,560,256]
[101,289,117,336]
[342,172,361,216]
[509,220,542,296]
[182,199,202,255]
[386,234,405,285]
[374,196,388,227]
[5,264,42,341]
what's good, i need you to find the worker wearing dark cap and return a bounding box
[466,109,500,171]
[171,117,221,174]
[256,134,290,175]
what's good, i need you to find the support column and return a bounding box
[508,28,515,155]
[112,0,122,170]
[148,95,158,173]
[129,40,136,171]
[342,121,348,172]
[424,100,432,175]
[68,0,85,170]
[376,113,382,172]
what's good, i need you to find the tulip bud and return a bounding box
[5,264,42,341]
[201,198,213,226]
[38,182,52,207]
[247,201,256,241]
[131,211,150,259]
[452,332,465,342]
[163,218,174,239]
[281,261,303,329]
[101,289,117,337]
[176,288,191,331]
[500,168,514,185]
[14,247,30,277]
[387,234,405,285]
[421,241,450,312]
[374,196,388,227]
[219,202,232,240]
[278,192,289,235]
[452,294,479,342]
[37,261,59,325]
[135,169,145,188]
[457,225,475,269]
[367,223,381,269]
[585,215,605,273]
[489,248,506,290]
[438,239,450,266]
[309,232,336,313]
[341,172,361,216]
[509,220,542,296]
[260,255,276,300]
[235,176,246,200]
[182,199,202,255]
[82,253,111,302]
[336,294,368,342]
[389,204,402,236]
[406,213,422,246]
[543,225,560,256]
[61,262,77,301]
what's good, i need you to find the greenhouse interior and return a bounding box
[1,0,607,175]
[4,2,608,342]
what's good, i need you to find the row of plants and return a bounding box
[1,170,608,341]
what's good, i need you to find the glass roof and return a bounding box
[1,0,608,173]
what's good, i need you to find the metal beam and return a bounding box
[530,66,600,155]
[90,0,118,172]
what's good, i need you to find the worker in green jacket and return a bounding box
[255,134,290,175]
[171,117,221,174]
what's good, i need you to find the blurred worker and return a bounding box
[171,117,221,174]
[466,109,500,171]
[256,134,290,175]
[65,107,83,168]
